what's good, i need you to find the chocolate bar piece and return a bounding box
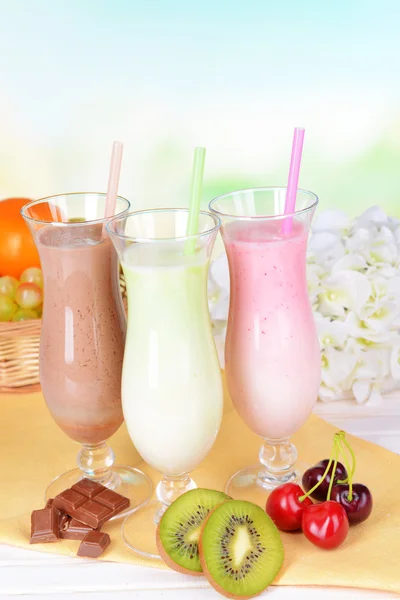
[77,531,111,558]
[71,478,107,499]
[53,489,87,514]
[95,488,130,517]
[73,499,113,529]
[59,512,70,531]
[45,498,54,509]
[30,507,60,544]
[60,518,95,540]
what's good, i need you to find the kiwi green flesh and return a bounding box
[200,500,284,598]
[159,488,230,573]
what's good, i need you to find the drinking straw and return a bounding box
[102,141,124,237]
[185,146,206,254]
[282,127,305,234]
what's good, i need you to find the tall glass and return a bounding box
[107,209,223,558]
[22,193,152,516]
[209,187,321,503]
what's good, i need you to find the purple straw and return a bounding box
[282,127,305,234]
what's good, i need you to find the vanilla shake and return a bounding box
[121,244,223,476]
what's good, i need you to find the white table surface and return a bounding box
[1,395,399,600]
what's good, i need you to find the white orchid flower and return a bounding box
[331,254,368,273]
[321,347,358,389]
[352,381,383,405]
[318,270,371,317]
[345,312,398,344]
[312,209,350,234]
[355,226,398,266]
[308,231,345,268]
[315,316,349,349]
[354,205,388,227]
[307,263,324,304]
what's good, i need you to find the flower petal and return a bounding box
[321,347,358,388]
[316,316,349,349]
[319,270,371,316]
[312,209,350,233]
[210,253,230,290]
[331,254,368,273]
[352,380,371,404]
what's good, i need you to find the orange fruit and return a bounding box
[0,197,41,278]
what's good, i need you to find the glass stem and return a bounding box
[154,473,196,524]
[257,437,298,488]
[76,442,119,489]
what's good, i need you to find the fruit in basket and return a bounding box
[0,276,19,299]
[20,267,43,288]
[12,308,38,321]
[0,294,17,321]
[0,268,44,321]
[0,198,40,279]
[199,500,284,598]
[15,282,42,311]
[156,488,230,575]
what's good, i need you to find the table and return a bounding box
[1,394,399,599]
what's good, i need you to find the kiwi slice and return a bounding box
[199,500,284,599]
[156,488,230,575]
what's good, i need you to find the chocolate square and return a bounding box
[77,530,111,558]
[30,507,60,544]
[53,489,87,514]
[60,518,95,540]
[71,478,106,499]
[74,499,113,529]
[95,488,130,516]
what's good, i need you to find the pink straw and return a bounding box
[282,127,305,234]
[102,141,124,237]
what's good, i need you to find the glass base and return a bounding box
[225,461,309,507]
[45,466,152,520]
[122,500,165,559]
[122,474,197,559]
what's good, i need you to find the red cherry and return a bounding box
[331,483,373,524]
[266,483,313,531]
[302,500,349,549]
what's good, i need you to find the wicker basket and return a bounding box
[0,272,127,394]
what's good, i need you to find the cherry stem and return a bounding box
[298,434,341,503]
[326,441,340,501]
[338,434,356,502]
[336,438,353,501]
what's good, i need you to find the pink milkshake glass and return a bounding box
[209,187,321,502]
[22,193,152,516]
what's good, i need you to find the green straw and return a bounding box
[185,146,206,254]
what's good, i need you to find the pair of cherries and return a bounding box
[266,431,373,550]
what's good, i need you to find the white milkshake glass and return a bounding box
[107,208,223,558]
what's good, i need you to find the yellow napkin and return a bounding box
[0,387,399,595]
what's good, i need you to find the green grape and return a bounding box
[0,276,19,299]
[20,267,43,289]
[15,282,43,310]
[12,308,38,321]
[0,293,17,321]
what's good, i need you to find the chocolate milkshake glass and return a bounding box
[22,193,152,516]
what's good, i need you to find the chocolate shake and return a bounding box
[37,223,125,444]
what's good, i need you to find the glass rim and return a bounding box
[106,208,221,243]
[20,192,130,226]
[209,186,319,221]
